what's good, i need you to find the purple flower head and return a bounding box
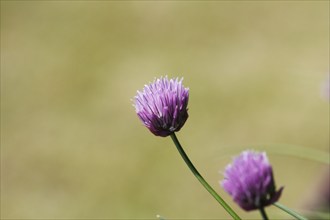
[221,150,283,211]
[134,76,189,137]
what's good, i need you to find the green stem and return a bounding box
[170,133,241,220]
[259,207,269,220]
[273,202,308,220]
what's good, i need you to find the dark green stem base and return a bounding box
[259,207,269,220]
[170,133,241,220]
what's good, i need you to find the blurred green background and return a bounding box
[1,1,329,219]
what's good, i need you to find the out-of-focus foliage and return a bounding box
[1,1,329,219]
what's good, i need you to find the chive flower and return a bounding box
[134,76,189,137]
[221,150,283,211]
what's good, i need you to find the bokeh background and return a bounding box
[1,1,329,219]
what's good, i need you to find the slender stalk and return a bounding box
[273,202,308,220]
[170,133,241,220]
[259,207,269,220]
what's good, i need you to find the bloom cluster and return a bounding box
[134,76,189,137]
[221,150,283,211]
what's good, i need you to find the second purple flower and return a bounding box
[221,150,284,211]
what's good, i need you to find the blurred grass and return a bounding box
[1,1,329,219]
